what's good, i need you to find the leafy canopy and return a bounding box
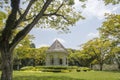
[99,14,120,44]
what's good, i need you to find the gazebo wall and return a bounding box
[46,52,68,66]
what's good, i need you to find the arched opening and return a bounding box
[66,57,67,65]
[59,58,62,65]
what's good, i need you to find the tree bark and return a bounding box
[118,64,120,70]
[99,63,103,71]
[0,49,13,80]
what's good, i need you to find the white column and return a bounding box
[54,54,59,65]
[66,57,68,66]
[46,55,50,66]
[62,56,66,66]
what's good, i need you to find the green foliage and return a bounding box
[99,14,120,44]
[68,0,75,5]
[0,11,6,27]
[68,49,94,67]
[79,67,91,72]
[14,47,48,68]
[99,14,120,69]
[20,66,79,72]
[81,38,113,70]
[14,35,33,59]
[9,0,84,33]
[33,0,83,33]
[30,43,36,48]
[13,35,47,69]
[61,70,70,73]
[20,66,35,71]
[103,0,120,5]
[20,66,92,73]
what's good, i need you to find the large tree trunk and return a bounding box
[118,64,120,70]
[99,63,103,71]
[0,49,13,80]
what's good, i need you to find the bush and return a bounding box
[42,69,61,72]
[69,69,77,72]
[20,66,34,71]
[20,66,91,72]
[61,70,70,73]
[77,67,91,72]
[77,69,81,72]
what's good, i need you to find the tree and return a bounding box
[99,14,120,44]
[102,0,120,5]
[99,14,120,70]
[14,46,48,68]
[0,0,84,79]
[68,49,94,67]
[111,46,120,70]
[82,38,112,71]
[13,35,33,70]
[31,47,48,66]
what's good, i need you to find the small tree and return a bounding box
[99,14,120,70]
[13,35,33,69]
[82,38,112,71]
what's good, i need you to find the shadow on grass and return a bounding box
[14,76,85,80]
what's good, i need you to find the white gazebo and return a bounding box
[46,40,68,66]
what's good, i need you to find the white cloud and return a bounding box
[38,44,49,48]
[53,38,66,44]
[87,32,99,38]
[81,0,120,20]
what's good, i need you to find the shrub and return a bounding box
[20,66,34,71]
[42,69,62,72]
[77,69,81,72]
[20,66,91,72]
[78,67,91,72]
[69,69,77,72]
[61,70,70,73]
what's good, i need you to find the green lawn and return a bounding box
[1,71,120,80]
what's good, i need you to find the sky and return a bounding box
[29,0,120,49]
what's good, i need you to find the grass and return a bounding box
[0,71,120,80]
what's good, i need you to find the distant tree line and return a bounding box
[11,14,120,71]
[0,14,120,71]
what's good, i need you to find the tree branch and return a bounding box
[10,0,53,50]
[54,1,64,14]
[23,14,36,21]
[13,0,36,29]
[43,1,70,22]
[43,13,69,22]
[18,8,22,16]
[91,48,100,61]
[18,8,36,22]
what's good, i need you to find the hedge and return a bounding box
[20,66,91,72]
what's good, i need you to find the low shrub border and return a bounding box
[20,66,91,72]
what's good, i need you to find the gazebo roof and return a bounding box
[47,40,68,53]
